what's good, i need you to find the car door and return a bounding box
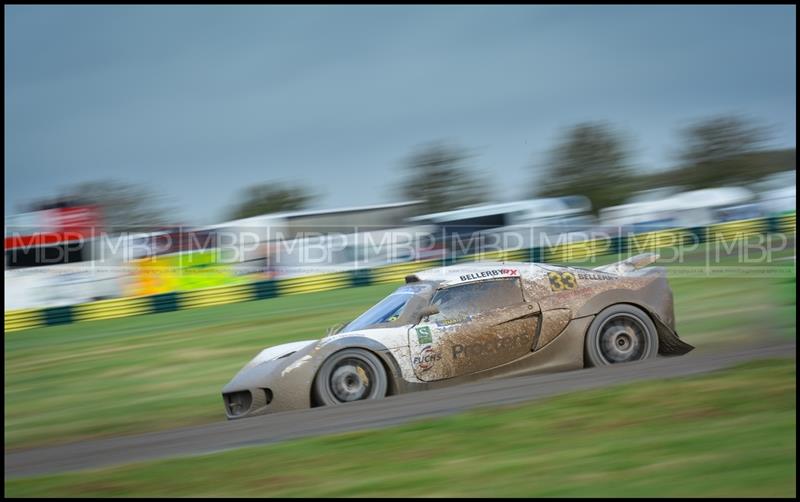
[408,278,540,382]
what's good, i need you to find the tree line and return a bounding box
[31,114,794,232]
[230,114,791,218]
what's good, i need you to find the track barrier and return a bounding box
[5,213,795,332]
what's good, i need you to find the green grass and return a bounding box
[4,283,399,450]
[5,358,795,497]
[775,275,797,339]
[4,242,795,451]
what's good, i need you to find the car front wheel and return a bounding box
[584,304,659,367]
[313,348,388,406]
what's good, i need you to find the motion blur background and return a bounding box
[4,5,796,497]
[4,5,796,310]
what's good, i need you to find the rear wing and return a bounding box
[593,253,660,276]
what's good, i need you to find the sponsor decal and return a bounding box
[459,268,519,282]
[412,345,441,371]
[575,272,615,281]
[415,326,433,344]
[435,315,471,327]
[452,332,529,358]
[547,271,578,291]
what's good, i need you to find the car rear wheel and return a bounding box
[313,348,388,406]
[584,304,659,367]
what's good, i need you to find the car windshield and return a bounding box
[343,283,433,332]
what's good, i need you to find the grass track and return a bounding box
[5,358,795,497]
[4,243,795,450]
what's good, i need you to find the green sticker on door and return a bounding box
[416,326,433,344]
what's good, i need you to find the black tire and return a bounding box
[313,348,388,406]
[584,304,659,367]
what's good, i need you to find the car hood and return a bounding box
[236,339,318,374]
[224,338,320,395]
[229,324,407,381]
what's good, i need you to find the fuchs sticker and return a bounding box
[415,326,433,344]
[459,268,519,282]
[412,345,441,371]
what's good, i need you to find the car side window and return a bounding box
[429,278,524,322]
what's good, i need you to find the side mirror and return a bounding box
[416,305,440,323]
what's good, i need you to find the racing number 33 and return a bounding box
[547,271,578,291]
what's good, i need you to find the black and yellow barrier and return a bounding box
[4,309,45,332]
[5,213,795,333]
[74,297,152,322]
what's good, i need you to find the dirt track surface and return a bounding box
[5,341,795,479]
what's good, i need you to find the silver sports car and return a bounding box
[222,253,693,419]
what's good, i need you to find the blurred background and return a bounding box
[4,5,796,310]
[4,5,796,497]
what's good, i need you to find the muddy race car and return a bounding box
[222,253,693,419]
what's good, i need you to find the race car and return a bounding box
[222,253,693,419]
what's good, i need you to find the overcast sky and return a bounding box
[5,5,796,225]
